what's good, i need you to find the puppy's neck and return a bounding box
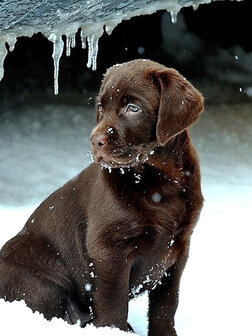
[144,131,188,179]
[101,131,189,188]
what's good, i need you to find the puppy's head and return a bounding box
[91,59,204,168]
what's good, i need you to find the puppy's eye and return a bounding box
[127,104,141,113]
[97,102,103,111]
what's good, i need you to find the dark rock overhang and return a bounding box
[0,0,243,93]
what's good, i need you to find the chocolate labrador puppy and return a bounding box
[0,59,204,335]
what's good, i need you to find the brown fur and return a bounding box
[0,60,204,335]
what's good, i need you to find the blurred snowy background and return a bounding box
[0,1,252,335]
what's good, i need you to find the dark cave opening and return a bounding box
[0,0,251,103]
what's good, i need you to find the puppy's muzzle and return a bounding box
[91,132,108,160]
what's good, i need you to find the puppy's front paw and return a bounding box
[149,326,177,336]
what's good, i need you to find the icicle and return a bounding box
[170,11,178,24]
[87,35,99,71]
[0,38,8,81]
[105,18,122,35]
[6,35,17,52]
[66,35,71,57]
[65,33,76,57]
[193,4,199,11]
[70,34,76,48]
[80,30,86,49]
[48,33,64,95]
[82,23,103,71]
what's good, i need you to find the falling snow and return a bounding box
[151,192,162,203]
[85,283,92,292]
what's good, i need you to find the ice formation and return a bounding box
[170,11,178,24]
[48,34,64,95]
[0,0,242,94]
[0,37,7,81]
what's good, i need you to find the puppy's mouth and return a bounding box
[91,143,157,169]
[98,154,143,169]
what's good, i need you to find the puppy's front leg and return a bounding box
[148,247,189,336]
[86,216,144,330]
[90,256,131,331]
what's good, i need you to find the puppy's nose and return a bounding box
[91,133,108,150]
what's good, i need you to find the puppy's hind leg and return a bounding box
[0,234,75,321]
[0,264,69,320]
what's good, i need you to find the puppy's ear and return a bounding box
[153,68,204,146]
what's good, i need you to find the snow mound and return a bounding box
[0,299,137,335]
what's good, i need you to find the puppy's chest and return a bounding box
[107,182,186,252]
[133,182,186,231]
[125,186,185,295]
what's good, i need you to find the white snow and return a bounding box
[151,192,162,203]
[0,101,251,335]
[85,282,92,292]
[0,299,136,335]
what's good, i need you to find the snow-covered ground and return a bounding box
[0,100,251,335]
